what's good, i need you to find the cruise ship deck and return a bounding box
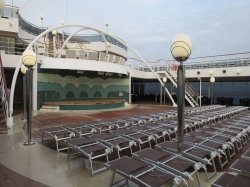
[1,1,250,187]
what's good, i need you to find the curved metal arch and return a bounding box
[58,27,109,58]
[8,24,177,127]
[58,27,87,58]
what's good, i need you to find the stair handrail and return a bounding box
[166,61,199,98]
[163,61,199,106]
[0,55,9,120]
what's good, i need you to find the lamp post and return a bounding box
[163,77,167,105]
[21,65,28,120]
[22,49,37,146]
[171,34,192,154]
[105,22,109,32]
[128,62,132,104]
[40,16,44,31]
[210,77,215,105]
[198,77,202,106]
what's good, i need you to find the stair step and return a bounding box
[41,105,60,111]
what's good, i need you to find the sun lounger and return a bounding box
[113,129,154,150]
[133,148,202,186]
[212,172,250,187]
[229,158,250,177]
[106,156,184,187]
[65,137,112,175]
[41,126,75,151]
[65,123,95,137]
[90,133,135,158]
[156,141,217,180]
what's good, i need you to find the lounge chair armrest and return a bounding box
[129,140,137,147]
[194,162,204,170]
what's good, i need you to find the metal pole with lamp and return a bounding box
[105,22,109,32]
[210,77,215,105]
[163,77,167,105]
[21,66,28,120]
[170,34,192,154]
[22,49,37,146]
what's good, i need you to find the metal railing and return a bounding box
[0,54,9,123]
[18,13,46,36]
[185,58,250,70]
[18,14,127,50]
[133,57,250,72]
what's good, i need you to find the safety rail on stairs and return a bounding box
[0,55,9,127]
[167,62,199,107]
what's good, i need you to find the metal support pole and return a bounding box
[22,75,26,120]
[177,63,185,154]
[199,78,202,106]
[164,83,166,105]
[129,72,131,104]
[160,84,162,104]
[24,68,35,145]
[211,83,213,105]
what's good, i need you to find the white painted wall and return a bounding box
[1,53,21,68]
[39,56,129,75]
[130,69,156,79]
[0,17,18,33]
[186,67,250,78]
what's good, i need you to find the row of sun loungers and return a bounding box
[41,105,248,152]
[40,105,250,186]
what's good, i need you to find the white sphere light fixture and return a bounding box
[163,77,167,83]
[20,65,28,74]
[171,33,192,62]
[22,49,37,67]
[52,29,57,35]
[210,77,215,83]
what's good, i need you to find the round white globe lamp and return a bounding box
[171,33,192,63]
[22,49,37,67]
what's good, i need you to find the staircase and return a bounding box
[158,68,199,107]
[0,55,9,133]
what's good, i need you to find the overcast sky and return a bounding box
[5,0,250,62]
